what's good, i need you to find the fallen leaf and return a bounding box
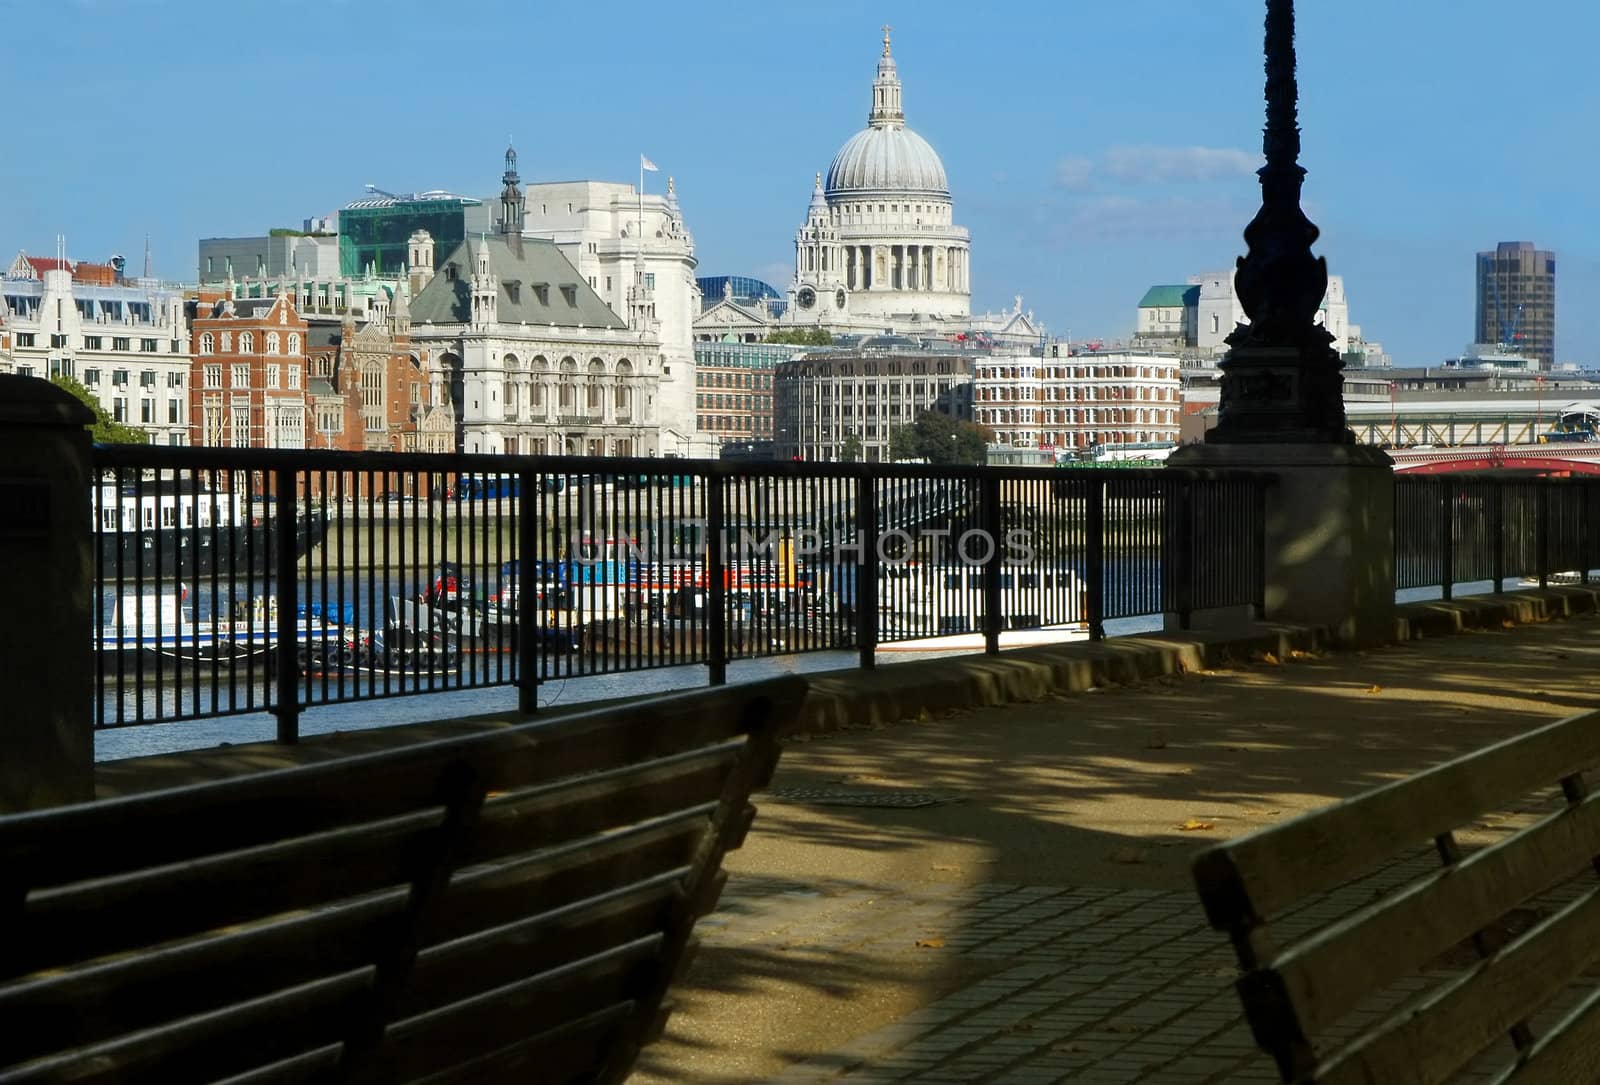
[1366,684,1383,694]
[1101,1020,1143,1034]
[1258,652,1280,665]
[1503,620,1517,629]
[914,937,946,949]
[1177,819,1216,832]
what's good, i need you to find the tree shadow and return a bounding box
[635,610,1600,1081]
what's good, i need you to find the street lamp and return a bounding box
[1207,0,1353,445]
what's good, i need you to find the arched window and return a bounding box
[266,332,280,354]
[239,332,254,354]
[200,332,214,355]
[287,333,301,355]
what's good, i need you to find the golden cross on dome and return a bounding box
[882,24,892,56]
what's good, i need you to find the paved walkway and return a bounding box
[633,609,1600,1083]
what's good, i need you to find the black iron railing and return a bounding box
[92,446,1270,739]
[1394,474,1600,598]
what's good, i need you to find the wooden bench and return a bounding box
[0,676,805,1084]
[1192,707,1600,1083]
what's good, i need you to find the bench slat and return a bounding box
[0,675,803,1084]
[353,935,663,1083]
[0,970,373,1085]
[10,745,738,977]
[1313,885,1600,1085]
[1258,791,1600,1036]
[401,875,683,1019]
[1194,708,1600,931]
[0,683,783,889]
[1499,986,1600,1085]
[406,1002,635,1085]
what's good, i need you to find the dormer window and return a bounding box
[505,281,521,303]
[560,285,578,306]
[533,284,550,306]
[445,263,458,281]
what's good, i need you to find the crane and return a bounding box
[1488,275,1526,354]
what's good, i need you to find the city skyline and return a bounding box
[4,0,1599,365]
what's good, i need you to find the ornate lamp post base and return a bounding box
[1210,342,1352,444]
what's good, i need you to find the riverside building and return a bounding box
[974,348,1180,455]
[1,252,190,443]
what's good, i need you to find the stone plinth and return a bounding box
[0,376,95,810]
[1168,441,1395,647]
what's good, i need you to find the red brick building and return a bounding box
[190,293,310,448]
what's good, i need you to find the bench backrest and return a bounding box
[1193,706,1600,1084]
[0,675,805,1084]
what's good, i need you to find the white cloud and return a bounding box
[1054,145,1260,190]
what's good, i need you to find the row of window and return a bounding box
[976,386,1178,403]
[108,397,185,425]
[698,394,767,411]
[12,332,176,352]
[81,368,185,389]
[978,365,1178,381]
[197,331,302,356]
[698,415,773,434]
[201,363,304,390]
[977,408,1179,427]
[697,370,773,389]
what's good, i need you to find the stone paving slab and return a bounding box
[634,607,1600,1083]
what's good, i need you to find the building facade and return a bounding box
[337,191,487,278]
[190,294,309,448]
[1,256,190,443]
[974,349,1180,454]
[1134,269,1360,363]
[406,230,663,458]
[781,30,971,337]
[197,233,339,284]
[773,343,974,462]
[693,340,812,444]
[303,307,443,455]
[514,161,701,450]
[1475,241,1555,369]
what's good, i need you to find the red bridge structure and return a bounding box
[1387,443,1600,475]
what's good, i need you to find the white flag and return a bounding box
[640,154,659,172]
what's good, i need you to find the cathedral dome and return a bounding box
[822,29,949,200]
[825,126,949,198]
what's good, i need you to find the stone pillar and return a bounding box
[1167,443,1394,646]
[0,376,95,810]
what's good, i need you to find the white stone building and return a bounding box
[781,30,971,337]
[512,169,703,454]
[974,349,1181,454]
[405,228,664,458]
[0,259,191,443]
[1135,270,1358,362]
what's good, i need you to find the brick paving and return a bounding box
[631,609,1600,1083]
[688,850,1594,1084]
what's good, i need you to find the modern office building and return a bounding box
[337,190,487,278]
[692,339,812,443]
[773,340,974,462]
[1475,241,1555,369]
[197,233,339,284]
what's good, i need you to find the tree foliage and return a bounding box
[888,411,992,465]
[839,434,864,462]
[50,375,148,444]
[764,328,833,346]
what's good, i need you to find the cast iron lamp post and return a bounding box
[1208,0,1353,445]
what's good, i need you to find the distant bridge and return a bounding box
[1386,444,1600,474]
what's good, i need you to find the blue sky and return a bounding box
[5,0,1598,366]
